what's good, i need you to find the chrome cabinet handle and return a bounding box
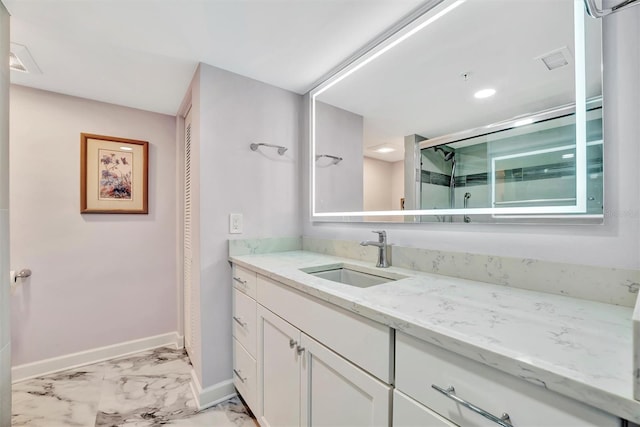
[232,316,247,327]
[431,384,513,427]
[233,276,247,286]
[296,345,305,355]
[289,339,297,348]
[233,369,246,383]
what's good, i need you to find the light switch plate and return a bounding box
[229,213,243,234]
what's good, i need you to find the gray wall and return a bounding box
[304,8,640,270]
[9,86,178,366]
[196,63,302,389]
[315,102,363,213]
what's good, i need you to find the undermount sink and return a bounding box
[300,263,406,288]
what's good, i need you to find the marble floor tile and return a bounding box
[163,397,258,427]
[12,347,257,427]
[12,364,106,426]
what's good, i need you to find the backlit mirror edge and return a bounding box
[309,0,603,224]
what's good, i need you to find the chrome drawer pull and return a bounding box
[296,345,305,355]
[233,368,246,383]
[233,276,247,286]
[232,316,247,327]
[431,384,513,427]
[289,339,298,348]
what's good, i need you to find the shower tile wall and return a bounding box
[420,150,451,209]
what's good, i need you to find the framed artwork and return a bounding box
[80,133,149,214]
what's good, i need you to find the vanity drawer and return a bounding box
[393,390,458,427]
[395,332,618,427]
[232,264,257,299]
[233,288,257,358]
[257,274,392,383]
[233,338,257,412]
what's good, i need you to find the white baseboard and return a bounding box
[12,331,184,383]
[189,369,236,410]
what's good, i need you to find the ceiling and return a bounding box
[317,0,602,162]
[4,0,425,115]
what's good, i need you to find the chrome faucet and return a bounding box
[360,230,389,268]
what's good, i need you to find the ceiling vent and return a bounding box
[9,43,41,74]
[537,47,572,71]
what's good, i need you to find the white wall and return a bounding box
[0,3,11,423]
[363,157,393,211]
[315,102,363,213]
[304,9,640,270]
[390,160,404,210]
[9,85,178,365]
[195,64,301,389]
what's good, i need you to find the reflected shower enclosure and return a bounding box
[418,105,603,220]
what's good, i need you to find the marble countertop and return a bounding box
[230,250,639,422]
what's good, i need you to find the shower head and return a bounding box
[434,146,455,161]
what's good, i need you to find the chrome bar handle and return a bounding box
[232,316,247,327]
[296,345,305,355]
[233,369,246,383]
[233,276,247,286]
[289,339,297,348]
[431,384,513,427]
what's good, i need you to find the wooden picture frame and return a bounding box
[80,133,149,214]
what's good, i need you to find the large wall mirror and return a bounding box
[310,0,603,223]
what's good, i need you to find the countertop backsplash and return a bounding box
[302,236,640,308]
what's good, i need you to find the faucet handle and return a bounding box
[372,230,387,241]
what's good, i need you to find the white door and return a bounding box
[183,107,194,358]
[258,306,301,427]
[300,333,391,427]
[0,4,11,425]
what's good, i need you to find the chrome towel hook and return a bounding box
[15,269,32,282]
[250,143,288,155]
[315,154,343,165]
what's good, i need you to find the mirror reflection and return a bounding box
[312,0,603,223]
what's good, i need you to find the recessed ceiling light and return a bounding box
[474,88,496,99]
[513,118,534,127]
[375,147,395,153]
[562,153,575,159]
[120,147,133,151]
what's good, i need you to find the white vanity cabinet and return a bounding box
[394,332,620,427]
[257,305,391,427]
[231,261,624,427]
[230,264,393,427]
[232,265,258,411]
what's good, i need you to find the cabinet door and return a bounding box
[257,306,301,427]
[300,333,391,427]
